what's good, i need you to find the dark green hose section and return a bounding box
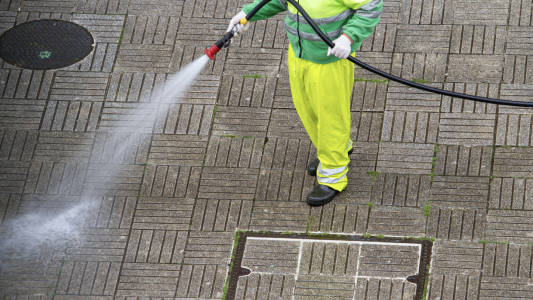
[245,0,533,107]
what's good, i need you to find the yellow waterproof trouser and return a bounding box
[288,44,354,191]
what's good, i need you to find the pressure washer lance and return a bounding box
[204,19,247,60]
[206,0,533,108]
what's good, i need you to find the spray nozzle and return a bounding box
[205,25,242,60]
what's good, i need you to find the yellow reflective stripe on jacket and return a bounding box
[287,8,355,26]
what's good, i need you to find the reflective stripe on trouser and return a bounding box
[288,44,354,191]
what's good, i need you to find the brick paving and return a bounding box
[0,0,533,299]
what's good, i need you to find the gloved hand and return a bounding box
[227,11,250,38]
[327,35,352,59]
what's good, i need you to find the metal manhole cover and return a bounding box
[226,232,433,300]
[0,19,94,70]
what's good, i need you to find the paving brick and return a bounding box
[353,52,393,80]
[496,115,533,146]
[358,243,421,277]
[224,47,282,76]
[272,76,294,109]
[127,0,182,16]
[509,0,533,26]
[430,176,490,209]
[351,112,383,142]
[116,263,180,297]
[65,228,129,261]
[41,101,101,131]
[381,111,438,143]
[242,238,300,274]
[198,167,257,200]
[267,109,309,139]
[0,260,61,295]
[176,17,228,46]
[297,241,358,276]
[294,274,355,299]
[367,206,426,237]
[255,169,311,202]
[431,241,483,275]
[0,10,15,34]
[486,210,533,243]
[370,174,431,207]
[0,99,44,130]
[140,165,201,198]
[204,136,262,169]
[132,197,193,230]
[98,102,158,133]
[49,71,110,101]
[493,146,533,178]
[391,52,448,82]
[350,80,388,112]
[376,142,435,175]
[450,25,507,54]
[0,68,52,99]
[359,23,397,53]
[74,0,128,14]
[249,201,309,232]
[479,276,533,299]
[147,134,207,166]
[176,264,228,299]
[82,196,136,229]
[106,72,160,102]
[121,15,177,45]
[434,145,492,177]
[453,0,510,25]
[498,84,533,114]
[355,278,416,300]
[0,162,28,194]
[218,75,276,107]
[90,132,150,165]
[386,82,443,112]
[429,274,480,300]
[395,25,451,53]
[337,171,375,204]
[172,45,226,75]
[183,231,233,265]
[489,177,533,210]
[56,260,121,296]
[155,104,214,135]
[212,106,271,138]
[503,55,533,84]
[482,243,533,278]
[427,208,486,241]
[115,44,174,73]
[0,193,20,224]
[235,273,295,300]
[441,83,499,114]
[191,199,252,231]
[0,130,37,161]
[32,132,94,163]
[507,27,533,55]
[398,0,454,25]
[24,162,86,195]
[72,14,125,44]
[438,113,496,146]
[380,0,401,24]
[308,204,369,234]
[82,164,144,196]
[20,0,75,12]
[447,55,504,83]
[234,19,288,50]
[65,42,118,72]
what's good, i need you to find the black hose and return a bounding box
[244,0,273,21]
[279,0,533,108]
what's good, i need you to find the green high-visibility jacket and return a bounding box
[242,0,382,64]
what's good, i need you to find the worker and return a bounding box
[227,0,382,206]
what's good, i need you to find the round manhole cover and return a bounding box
[0,19,94,70]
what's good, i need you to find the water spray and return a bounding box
[208,0,533,107]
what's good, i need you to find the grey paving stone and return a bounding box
[507,26,533,55]
[106,72,160,103]
[337,172,374,204]
[391,52,448,82]
[198,167,257,200]
[132,197,193,230]
[438,113,496,146]
[351,112,383,142]
[0,69,54,99]
[233,19,288,50]
[358,243,420,277]
[453,0,510,25]
[0,260,61,295]
[486,210,533,243]
[272,76,294,109]
[446,54,504,83]
[381,111,438,143]
[155,103,214,135]
[379,0,401,24]
[479,276,533,299]
[183,231,233,265]
[125,229,186,264]
[121,15,177,45]
[386,82,443,112]
[376,142,435,175]
[503,55,533,84]
[82,164,144,196]
[176,264,228,299]
[147,134,207,166]
[267,109,309,139]
[0,130,37,161]
[450,25,507,55]
[355,278,416,300]
[50,71,110,101]
[498,84,533,114]
[65,228,129,261]
[115,44,174,73]
[359,23,396,53]
[223,47,283,77]
[19,0,75,12]
[234,273,295,300]
[431,241,483,275]
[140,165,201,198]
[12,194,80,216]
[24,161,86,195]
[98,102,158,133]
[426,208,486,241]
[126,0,182,16]
[367,206,426,237]
[430,176,490,209]
[308,204,369,234]
[83,196,136,229]
[428,274,480,300]
[496,114,533,146]
[482,243,533,277]
[218,75,276,108]
[172,44,226,75]
[298,241,358,276]
[55,260,121,297]
[0,99,44,129]
[259,137,313,171]
[32,132,94,163]
[205,136,262,169]
[434,145,492,177]
[71,14,125,44]
[74,0,128,14]
[191,199,252,231]
[255,169,311,201]
[489,177,533,210]
[353,52,393,80]
[441,83,499,114]
[370,174,431,207]
[294,274,355,299]
[249,201,309,232]
[41,100,101,131]
[115,263,181,297]
[0,193,20,224]
[509,0,533,26]
[0,161,27,193]
[90,132,150,165]
[175,17,229,47]
[212,106,271,138]
[351,80,388,112]
[242,238,300,274]
[395,25,451,53]
[492,146,533,178]
[0,10,15,34]
[66,42,118,72]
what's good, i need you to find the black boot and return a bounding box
[307,148,353,176]
[307,184,338,206]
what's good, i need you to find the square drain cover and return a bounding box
[226,232,432,300]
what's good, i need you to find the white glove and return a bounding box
[227,11,250,38]
[327,35,352,59]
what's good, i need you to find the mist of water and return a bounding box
[0,55,211,263]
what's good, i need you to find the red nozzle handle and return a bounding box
[204,44,220,60]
